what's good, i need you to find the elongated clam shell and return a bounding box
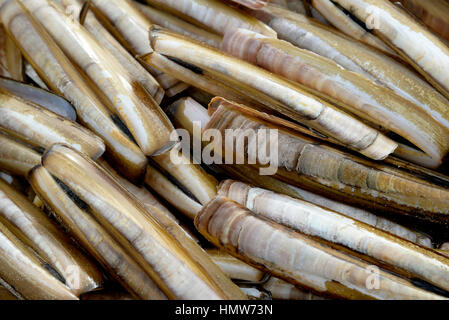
[206,98,449,225]
[145,164,202,220]
[164,81,190,97]
[152,151,218,206]
[100,158,202,243]
[311,0,398,56]
[0,220,78,300]
[207,249,265,282]
[89,0,155,55]
[0,133,40,177]
[222,165,433,247]
[166,96,433,247]
[249,4,449,138]
[42,144,245,300]
[88,0,186,94]
[150,28,396,160]
[98,159,177,222]
[195,197,444,300]
[0,25,11,78]
[138,52,271,113]
[398,0,449,42]
[134,2,221,48]
[221,28,449,167]
[4,30,23,81]
[0,178,103,296]
[52,0,164,105]
[28,166,168,300]
[24,61,48,89]
[0,77,76,121]
[145,0,276,37]
[0,0,147,181]
[0,89,105,159]
[285,0,307,14]
[331,0,449,99]
[208,247,324,300]
[0,282,18,300]
[22,0,174,157]
[239,286,271,300]
[168,97,211,137]
[219,180,449,291]
[226,0,269,10]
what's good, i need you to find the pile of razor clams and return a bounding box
[1,0,449,300]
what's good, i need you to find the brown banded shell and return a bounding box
[221,28,449,168]
[150,28,397,161]
[205,98,449,226]
[41,144,246,300]
[0,0,147,181]
[195,196,444,300]
[218,180,449,292]
[0,178,103,296]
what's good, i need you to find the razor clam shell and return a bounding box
[309,4,333,25]
[0,172,12,185]
[240,286,271,300]
[42,144,245,300]
[220,165,433,247]
[207,249,265,282]
[134,1,221,48]
[22,0,174,157]
[0,89,105,159]
[0,25,10,78]
[28,166,168,300]
[152,151,218,206]
[212,247,323,301]
[441,243,449,251]
[168,97,212,137]
[145,0,277,37]
[285,0,307,14]
[89,0,155,55]
[98,159,178,223]
[0,219,78,300]
[0,0,147,181]
[0,133,40,177]
[137,168,244,299]
[218,180,449,291]
[221,28,449,167]
[0,76,76,121]
[138,52,272,113]
[0,178,103,296]
[52,0,164,105]
[311,0,398,56]
[88,0,186,94]
[99,158,202,243]
[226,0,269,10]
[145,163,203,220]
[4,30,23,81]
[150,29,397,161]
[186,88,215,108]
[166,96,433,247]
[398,0,449,42]
[206,98,449,225]
[195,197,444,300]
[24,61,48,90]
[263,277,326,300]
[164,81,190,98]
[249,4,449,137]
[331,0,449,100]
[0,282,19,300]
